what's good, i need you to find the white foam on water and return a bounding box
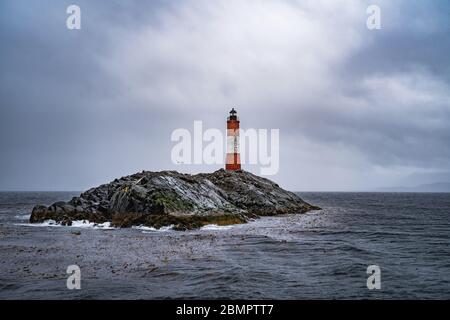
[15,213,31,220]
[305,210,322,216]
[133,225,174,233]
[70,220,115,230]
[200,224,234,231]
[15,219,59,227]
[15,219,115,230]
[132,225,157,231]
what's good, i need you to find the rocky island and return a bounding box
[30,169,320,230]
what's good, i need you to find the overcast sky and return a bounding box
[1,0,450,191]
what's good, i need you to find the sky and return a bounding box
[1,0,450,191]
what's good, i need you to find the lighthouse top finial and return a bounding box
[228,107,238,121]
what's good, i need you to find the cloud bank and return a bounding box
[1,0,449,191]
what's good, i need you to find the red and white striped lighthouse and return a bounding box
[226,108,241,171]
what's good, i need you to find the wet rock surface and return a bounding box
[30,169,319,230]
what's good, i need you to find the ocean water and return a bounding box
[0,191,449,299]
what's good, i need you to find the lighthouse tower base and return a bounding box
[226,154,241,171]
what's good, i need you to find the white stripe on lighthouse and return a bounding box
[227,134,239,154]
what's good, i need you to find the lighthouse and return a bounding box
[226,108,241,171]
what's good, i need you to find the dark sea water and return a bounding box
[0,191,449,299]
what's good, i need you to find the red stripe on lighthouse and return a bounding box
[226,108,241,171]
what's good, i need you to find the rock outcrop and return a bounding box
[30,169,320,230]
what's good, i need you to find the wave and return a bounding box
[132,225,174,233]
[200,224,234,231]
[15,219,115,230]
[14,214,31,221]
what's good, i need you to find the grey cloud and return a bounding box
[1,0,449,191]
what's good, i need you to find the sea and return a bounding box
[0,191,449,299]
